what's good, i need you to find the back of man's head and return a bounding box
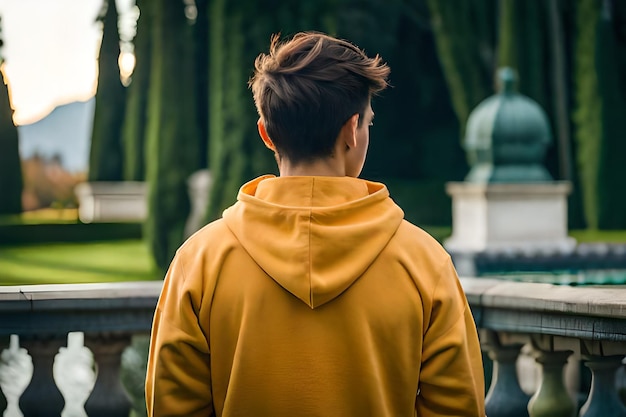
[249,32,389,164]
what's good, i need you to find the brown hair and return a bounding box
[249,32,390,164]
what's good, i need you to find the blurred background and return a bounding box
[0,0,625,279]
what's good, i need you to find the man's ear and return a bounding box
[341,113,359,149]
[257,119,276,151]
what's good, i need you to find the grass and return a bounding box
[419,228,626,245]
[569,229,626,243]
[0,219,624,287]
[0,240,160,286]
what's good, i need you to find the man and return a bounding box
[146,32,485,417]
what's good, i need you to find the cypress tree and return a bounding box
[425,0,496,133]
[595,0,626,228]
[497,0,516,69]
[205,0,226,221]
[497,0,585,227]
[194,0,209,169]
[144,0,201,270]
[0,17,22,215]
[205,0,277,221]
[571,0,626,229]
[497,0,550,115]
[496,0,555,175]
[216,6,249,214]
[89,0,127,181]
[547,0,586,229]
[517,2,549,111]
[120,0,152,181]
[573,0,602,229]
[336,0,454,181]
[0,66,22,215]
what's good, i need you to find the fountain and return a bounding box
[445,67,576,277]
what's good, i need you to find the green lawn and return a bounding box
[0,240,161,285]
[569,229,626,243]
[1,228,624,287]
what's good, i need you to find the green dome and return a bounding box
[464,67,553,183]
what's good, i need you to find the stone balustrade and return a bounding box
[0,279,625,416]
[0,282,162,417]
[462,277,626,417]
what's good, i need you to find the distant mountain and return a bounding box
[18,99,95,173]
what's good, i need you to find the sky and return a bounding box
[0,0,135,126]
[0,0,136,173]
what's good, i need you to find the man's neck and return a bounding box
[278,156,347,177]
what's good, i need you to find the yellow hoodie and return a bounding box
[146,175,485,417]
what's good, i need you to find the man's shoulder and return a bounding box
[177,218,236,255]
[394,220,443,246]
[391,219,451,261]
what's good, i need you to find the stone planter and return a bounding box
[74,182,147,224]
[444,181,576,275]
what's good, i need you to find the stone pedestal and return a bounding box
[445,182,576,275]
[184,169,212,238]
[75,182,147,224]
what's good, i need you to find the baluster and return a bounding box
[18,336,65,417]
[618,361,626,406]
[1,335,33,417]
[484,341,530,417]
[121,334,150,417]
[527,350,575,417]
[579,355,626,417]
[0,336,8,413]
[84,333,132,417]
[0,382,5,414]
[54,332,96,417]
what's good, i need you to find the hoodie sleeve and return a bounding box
[416,257,485,417]
[145,252,214,417]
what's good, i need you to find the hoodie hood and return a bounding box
[222,175,404,308]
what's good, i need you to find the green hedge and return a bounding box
[0,222,141,246]
[384,179,452,227]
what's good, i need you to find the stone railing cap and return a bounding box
[446,181,572,196]
[0,281,162,299]
[0,281,163,336]
[460,277,626,319]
